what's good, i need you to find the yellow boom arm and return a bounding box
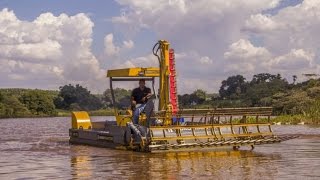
[153,40,170,111]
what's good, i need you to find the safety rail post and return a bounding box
[204,113,208,124]
[191,113,194,125]
[254,115,260,133]
[210,126,216,139]
[217,127,224,140]
[191,126,196,138]
[163,129,166,138]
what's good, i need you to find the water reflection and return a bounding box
[69,149,283,179]
[71,156,93,178]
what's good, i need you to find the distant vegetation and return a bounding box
[1,73,320,124]
[0,89,58,118]
[178,73,320,124]
[54,84,103,111]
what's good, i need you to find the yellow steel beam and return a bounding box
[149,123,272,130]
[158,40,170,112]
[107,67,160,77]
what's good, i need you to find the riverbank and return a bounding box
[56,109,114,117]
[231,115,319,125]
[272,114,320,125]
[0,109,115,119]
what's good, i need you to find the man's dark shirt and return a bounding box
[131,87,151,104]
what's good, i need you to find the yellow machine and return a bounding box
[69,40,296,152]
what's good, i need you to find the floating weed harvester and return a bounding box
[69,40,297,152]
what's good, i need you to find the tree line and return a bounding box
[178,73,320,123]
[0,85,132,118]
[1,73,320,122]
[0,89,57,118]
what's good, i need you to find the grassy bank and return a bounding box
[231,115,320,125]
[57,109,114,117]
[0,109,115,119]
[272,114,320,125]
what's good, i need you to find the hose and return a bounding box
[152,41,161,64]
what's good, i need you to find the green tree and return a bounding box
[55,84,102,110]
[305,99,320,123]
[243,73,288,106]
[0,91,3,102]
[19,91,56,115]
[1,95,31,117]
[272,90,312,115]
[306,86,320,98]
[292,75,297,84]
[219,75,246,99]
[178,94,191,107]
[306,79,320,89]
[103,88,131,109]
[191,89,206,104]
[251,73,277,84]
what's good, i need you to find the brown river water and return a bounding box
[0,117,319,180]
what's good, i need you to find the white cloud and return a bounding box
[0,8,106,92]
[8,74,25,80]
[0,40,62,62]
[111,0,320,92]
[111,0,282,92]
[104,33,134,56]
[243,0,320,54]
[224,39,271,60]
[113,0,280,55]
[266,48,317,82]
[238,0,320,82]
[244,14,280,33]
[104,33,120,56]
[268,49,314,70]
[111,14,131,24]
[123,40,134,49]
[224,39,271,75]
[199,56,213,65]
[223,40,316,80]
[115,54,157,68]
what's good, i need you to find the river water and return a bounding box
[0,117,319,180]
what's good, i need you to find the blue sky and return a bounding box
[0,0,318,93]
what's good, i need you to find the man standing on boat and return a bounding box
[131,79,152,124]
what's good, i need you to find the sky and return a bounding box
[0,0,319,94]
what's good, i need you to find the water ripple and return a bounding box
[0,117,319,179]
